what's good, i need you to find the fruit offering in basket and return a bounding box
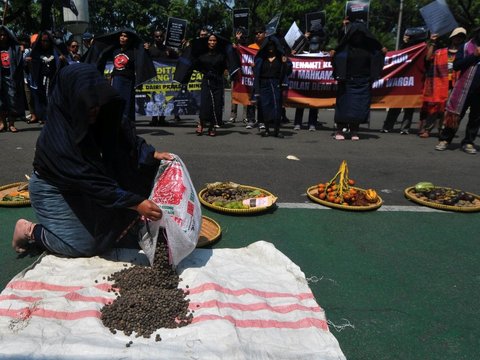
[315,160,379,207]
[1,182,30,202]
[410,182,480,208]
[201,182,275,210]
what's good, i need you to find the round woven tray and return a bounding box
[307,185,383,211]
[197,216,222,247]
[0,182,31,207]
[404,186,480,212]
[198,185,277,214]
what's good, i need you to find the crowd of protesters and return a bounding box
[0,19,479,153]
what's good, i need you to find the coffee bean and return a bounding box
[100,239,193,338]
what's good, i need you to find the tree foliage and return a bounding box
[1,0,479,44]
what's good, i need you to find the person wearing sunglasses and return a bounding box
[67,39,81,62]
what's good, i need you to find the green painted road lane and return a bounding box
[1,205,479,359]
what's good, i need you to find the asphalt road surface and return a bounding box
[2,95,479,206]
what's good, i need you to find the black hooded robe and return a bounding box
[332,22,384,125]
[32,63,159,256]
[0,26,25,117]
[83,29,156,122]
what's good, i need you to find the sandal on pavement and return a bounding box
[196,125,203,135]
[351,134,359,141]
[0,121,5,132]
[419,132,429,138]
[8,124,18,133]
[334,133,345,140]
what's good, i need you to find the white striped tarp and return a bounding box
[0,241,345,360]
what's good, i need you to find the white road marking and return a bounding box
[277,203,444,212]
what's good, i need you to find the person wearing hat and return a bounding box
[82,32,93,49]
[418,27,466,138]
[435,27,480,154]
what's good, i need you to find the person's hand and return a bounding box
[235,31,243,41]
[329,49,336,57]
[154,151,174,161]
[132,199,163,221]
[475,46,480,57]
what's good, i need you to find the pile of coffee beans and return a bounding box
[101,239,193,339]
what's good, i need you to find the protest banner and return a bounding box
[265,13,281,37]
[345,1,370,24]
[105,59,202,117]
[305,11,326,33]
[420,0,458,36]
[166,17,188,49]
[285,22,307,53]
[233,8,250,34]
[232,42,427,109]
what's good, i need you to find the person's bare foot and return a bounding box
[12,219,36,253]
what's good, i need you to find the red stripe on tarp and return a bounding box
[0,294,42,302]
[0,307,101,320]
[0,292,114,305]
[64,292,114,304]
[189,300,323,314]
[191,314,329,331]
[187,283,314,300]
[6,281,112,292]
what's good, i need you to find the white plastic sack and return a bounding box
[0,241,346,360]
[139,154,201,266]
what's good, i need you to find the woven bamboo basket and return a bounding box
[198,185,277,214]
[0,182,31,207]
[307,185,382,211]
[404,186,480,212]
[197,216,222,247]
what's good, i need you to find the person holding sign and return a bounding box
[436,27,480,155]
[418,28,466,138]
[332,21,384,140]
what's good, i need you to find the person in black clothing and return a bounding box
[253,36,293,138]
[176,33,239,136]
[145,28,181,126]
[332,21,384,140]
[12,63,173,256]
[84,29,156,122]
[381,27,427,134]
[0,26,25,133]
[28,30,68,124]
[146,29,178,61]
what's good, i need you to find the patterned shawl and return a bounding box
[444,40,478,128]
